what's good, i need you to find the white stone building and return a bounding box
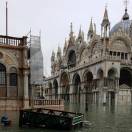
[45,7,132,105]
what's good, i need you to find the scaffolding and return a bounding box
[30,35,44,85]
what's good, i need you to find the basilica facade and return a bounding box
[45,7,132,105]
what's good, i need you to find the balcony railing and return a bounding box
[106,55,131,64]
[0,35,26,46]
[68,54,131,72]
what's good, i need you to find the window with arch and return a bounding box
[9,67,17,86]
[0,63,6,85]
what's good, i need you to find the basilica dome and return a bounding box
[110,9,132,34]
[111,20,132,34]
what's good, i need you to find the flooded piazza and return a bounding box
[0,103,132,132]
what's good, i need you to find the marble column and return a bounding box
[57,85,61,99]
[23,70,29,108]
[94,92,96,104]
[69,83,73,103]
[18,72,22,97]
[115,78,119,91]
[6,73,9,97]
[108,92,111,106]
[103,92,107,104]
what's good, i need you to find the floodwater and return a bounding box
[0,103,132,132]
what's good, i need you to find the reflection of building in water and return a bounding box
[45,6,132,105]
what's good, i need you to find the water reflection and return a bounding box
[65,103,132,132]
[0,104,132,132]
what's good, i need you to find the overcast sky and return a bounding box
[0,0,132,76]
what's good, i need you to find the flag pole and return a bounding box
[6,1,8,36]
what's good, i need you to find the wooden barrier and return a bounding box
[19,108,84,130]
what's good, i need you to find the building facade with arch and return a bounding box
[45,7,132,106]
[0,35,29,110]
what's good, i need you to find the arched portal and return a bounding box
[53,79,58,99]
[60,72,70,102]
[107,68,118,105]
[67,50,76,68]
[83,71,93,105]
[72,73,81,103]
[95,69,104,104]
[118,68,132,104]
[97,69,103,79]
[107,68,118,89]
[108,68,117,79]
[97,69,104,87]
[119,68,132,87]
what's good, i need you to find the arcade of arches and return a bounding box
[46,67,132,105]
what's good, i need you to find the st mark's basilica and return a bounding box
[45,5,132,106]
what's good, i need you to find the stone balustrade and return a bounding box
[0,35,26,46]
[32,99,64,109]
[68,54,131,73]
[106,55,131,64]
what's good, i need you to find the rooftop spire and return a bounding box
[94,23,96,34]
[64,38,67,47]
[79,25,81,34]
[52,50,55,57]
[87,18,94,40]
[77,26,84,42]
[122,0,129,20]
[89,18,93,33]
[101,7,110,38]
[78,25,82,37]
[101,7,110,27]
[57,45,61,53]
[104,8,108,20]
[63,38,67,53]
[124,0,129,10]
[70,22,73,35]
[68,22,75,45]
